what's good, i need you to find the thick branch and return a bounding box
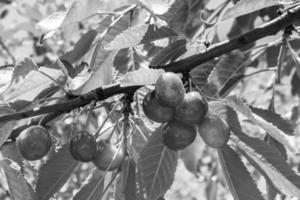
[151,5,300,73]
[0,84,140,122]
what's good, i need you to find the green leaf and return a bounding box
[0,105,17,148]
[218,145,264,200]
[250,106,293,135]
[138,0,176,15]
[222,0,284,21]
[113,47,146,74]
[1,141,23,168]
[203,50,247,97]
[61,30,98,63]
[73,169,104,200]
[105,24,178,50]
[189,62,214,89]
[224,95,295,153]
[138,129,178,200]
[232,133,300,197]
[1,159,36,200]
[36,145,79,200]
[208,101,242,134]
[120,68,164,87]
[0,58,65,102]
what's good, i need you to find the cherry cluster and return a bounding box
[143,72,230,150]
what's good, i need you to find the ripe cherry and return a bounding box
[155,72,185,107]
[143,90,175,123]
[162,120,196,151]
[198,115,230,148]
[93,140,125,171]
[69,131,97,162]
[16,125,52,161]
[175,91,208,125]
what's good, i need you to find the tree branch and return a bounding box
[151,5,300,73]
[0,84,140,122]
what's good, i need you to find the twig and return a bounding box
[151,5,300,73]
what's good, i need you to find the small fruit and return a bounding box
[93,141,125,171]
[143,90,175,123]
[17,125,52,161]
[175,91,208,124]
[162,120,196,151]
[155,72,185,107]
[69,131,97,162]
[198,115,230,148]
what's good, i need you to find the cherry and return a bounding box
[162,120,196,151]
[155,72,185,107]
[69,131,97,162]
[93,140,125,171]
[175,91,208,125]
[16,125,52,161]
[198,115,230,148]
[143,90,175,123]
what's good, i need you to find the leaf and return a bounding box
[138,129,178,200]
[0,105,17,148]
[0,66,13,93]
[0,58,66,102]
[113,47,146,74]
[222,0,283,21]
[224,95,296,153]
[203,50,247,97]
[120,68,164,87]
[218,145,264,200]
[150,39,187,66]
[138,0,176,15]
[250,106,293,135]
[74,49,115,94]
[1,159,36,200]
[61,30,98,63]
[36,145,79,200]
[232,133,300,197]
[208,101,242,134]
[189,62,214,89]
[73,169,104,200]
[125,160,139,200]
[36,11,66,33]
[104,24,177,50]
[1,141,23,168]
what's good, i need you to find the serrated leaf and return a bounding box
[120,68,164,86]
[0,58,66,102]
[189,62,214,89]
[113,47,146,74]
[0,106,17,148]
[222,0,283,21]
[208,101,242,134]
[61,30,98,63]
[1,141,23,167]
[139,129,178,200]
[150,39,187,66]
[36,145,79,200]
[250,106,293,135]
[232,133,300,197]
[36,11,66,33]
[73,169,104,200]
[218,145,264,200]
[224,95,296,153]
[138,0,176,15]
[1,159,36,200]
[204,50,247,97]
[105,24,177,50]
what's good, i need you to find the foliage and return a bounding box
[1,0,300,200]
